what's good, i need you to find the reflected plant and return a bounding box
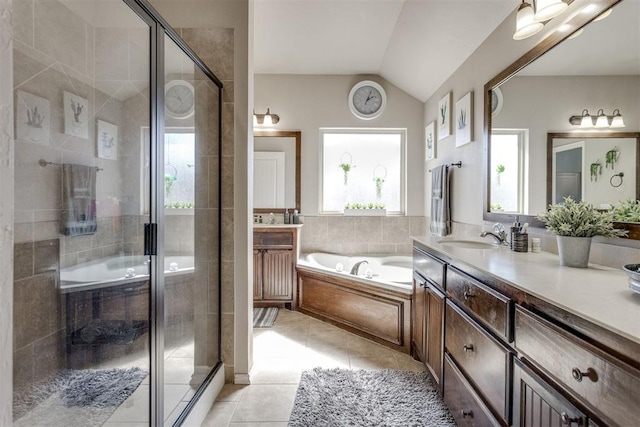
[590,162,602,182]
[164,174,177,197]
[612,199,640,223]
[373,177,384,200]
[339,163,355,185]
[495,164,505,185]
[605,148,619,169]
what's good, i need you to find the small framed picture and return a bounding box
[97,120,118,160]
[437,92,452,141]
[16,90,50,145]
[64,91,89,139]
[455,91,473,148]
[425,121,436,161]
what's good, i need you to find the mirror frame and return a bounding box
[483,0,621,229]
[253,130,301,214]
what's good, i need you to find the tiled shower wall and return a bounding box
[300,216,428,255]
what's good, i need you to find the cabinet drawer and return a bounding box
[446,301,511,423]
[444,353,501,427]
[413,248,444,291]
[447,266,512,342]
[254,231,293,248]
[515,306,640,426]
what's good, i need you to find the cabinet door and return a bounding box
[425,284,444,388]
[411,274,427,363]
[262,249,293,300]
[514,359,588,427]
[253,249,263,300]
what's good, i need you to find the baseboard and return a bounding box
[234,373,251,384]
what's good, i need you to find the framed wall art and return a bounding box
[16,90,50,145]
[425,121,436,160]
[455,91,473,148]
[437,92,452,141]
[97,119,118,160]
[63,91,89,139]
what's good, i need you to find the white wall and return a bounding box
[0,0,13,421]
[254,74,425,216]
[422,2,593,225]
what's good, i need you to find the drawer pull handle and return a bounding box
[463,344,474,352]
[571,367,598,383]
[560,412,580,426]
[461,410,473,418]
[463,290,475,300]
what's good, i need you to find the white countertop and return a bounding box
[413,235,640,346]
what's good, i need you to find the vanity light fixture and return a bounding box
[534,0,568,22]
[570,109,626,128]
[513,0,570,40]
[513,1,544,40]
[253,108,280,127]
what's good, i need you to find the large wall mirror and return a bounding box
[484,0,640,238]
[254,130,301,213]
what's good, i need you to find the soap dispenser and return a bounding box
[284,209,290,224]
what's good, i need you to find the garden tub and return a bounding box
[296,252,414,353]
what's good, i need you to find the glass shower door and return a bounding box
[161,33,222,425]
[12,0,153,424]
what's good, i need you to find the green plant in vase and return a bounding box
[373,177,384,200]
[165,174,177,196]
[537,196,626,267]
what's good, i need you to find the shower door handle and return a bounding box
[144,223,157,256]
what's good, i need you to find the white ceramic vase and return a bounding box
[556,235,592,268]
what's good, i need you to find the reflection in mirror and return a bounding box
[547,132,639,208]
[253,130,301,213]
[484,0,639,231]
[165,130,195,208]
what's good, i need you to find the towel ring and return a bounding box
[610,172,624,188]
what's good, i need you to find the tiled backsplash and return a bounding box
[299,216,427,255]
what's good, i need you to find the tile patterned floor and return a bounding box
[201,309,425,426]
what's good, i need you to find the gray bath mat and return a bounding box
[13,367,148,426]
[253,307,279,328]
[289,368,455,426]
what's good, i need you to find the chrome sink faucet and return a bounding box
[350,260,369,275]
[480,223,507,245]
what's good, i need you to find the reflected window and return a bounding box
[490,129,528,213]
[164,130,195,208]
[320,129,405,214]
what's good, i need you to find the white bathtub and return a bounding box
[60,255,194,293]
[297,252,413,293]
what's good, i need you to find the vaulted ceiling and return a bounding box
[253,0,517,102]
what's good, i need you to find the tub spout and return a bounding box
[350,260,369,275]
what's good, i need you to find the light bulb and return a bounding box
[514,1,544,40]
[610,110,625,128]
[534,0,568,22]
[595,110,609,128]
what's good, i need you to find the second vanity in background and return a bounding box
[412,236,640,426]
[253,224,302,309]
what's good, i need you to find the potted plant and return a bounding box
[537,196,627,268]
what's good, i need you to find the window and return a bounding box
[320,128,406,214]
[490,129,528,213]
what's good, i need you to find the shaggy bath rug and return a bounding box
[288,368,455,427]
[253,307,279,328]
[13,367,148,427]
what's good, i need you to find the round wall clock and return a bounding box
[165,80,195,119]
[348,80,386,120]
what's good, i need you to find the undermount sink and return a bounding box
[437,239,499,250]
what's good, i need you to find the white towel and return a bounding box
[430,165,451,236]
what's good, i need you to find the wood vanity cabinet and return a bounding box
[253,226,300,309]
[412,248,445,390]
[413,240,640,427]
